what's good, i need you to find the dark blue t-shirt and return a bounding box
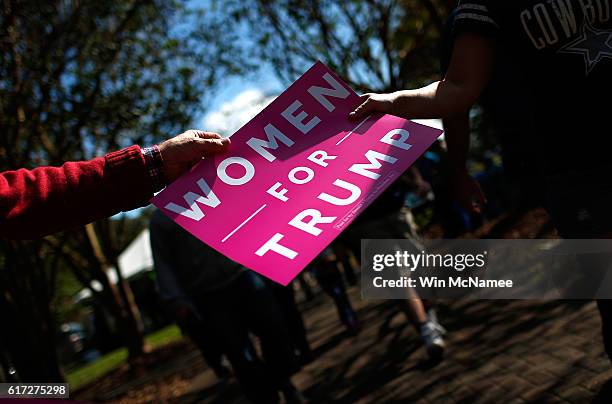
[454,0,612,173]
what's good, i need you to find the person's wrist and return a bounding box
[389,91,410,117]
[141,145,167,193]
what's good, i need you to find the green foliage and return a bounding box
[1,0,248,168]
[221,0,452,92]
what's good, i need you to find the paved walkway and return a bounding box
[291,292,611,403]
[78,209,612,403]
[122,290,611,403]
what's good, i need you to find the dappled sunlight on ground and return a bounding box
[74,208,612,403]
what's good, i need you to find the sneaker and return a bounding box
[420,321,445,360]
[426,308,447,336]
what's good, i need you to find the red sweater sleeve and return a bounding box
[0,145,154,240]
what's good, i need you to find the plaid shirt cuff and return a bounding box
[141,145,166,193]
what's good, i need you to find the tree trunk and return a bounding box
[66,256,146,359]
[83,224,145,358]
[108,272,145,358]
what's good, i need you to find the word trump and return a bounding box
[152,62,443,285]
[255,128,414,260]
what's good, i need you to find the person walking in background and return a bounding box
[266,279,314,367]
[349,0,612,361]
[0,130,229,239]
[337,170,447,359]
[329,240,359,286]
[153,225,231,380]
[312,248,360,334]
[149,209,305,404]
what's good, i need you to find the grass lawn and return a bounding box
[66,324,183,391]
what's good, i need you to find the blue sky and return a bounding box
[198,68,284,134]
[188,0,286,133]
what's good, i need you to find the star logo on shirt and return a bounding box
[558,18,612,75]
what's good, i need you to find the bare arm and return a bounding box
[444,111,487,213]
[444,111,471,173]
[350,33,495,120]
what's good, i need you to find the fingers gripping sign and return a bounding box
[159,130,231,183]
[349,92,398,121]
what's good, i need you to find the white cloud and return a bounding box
[201,88,276,136]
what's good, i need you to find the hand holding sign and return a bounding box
[159,130,231,182]
[349,92,400,121]
[152,62,442,285]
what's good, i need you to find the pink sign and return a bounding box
[152,62,442,285]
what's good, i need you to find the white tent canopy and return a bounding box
[118,229,153,279]
[74,229,153,302]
